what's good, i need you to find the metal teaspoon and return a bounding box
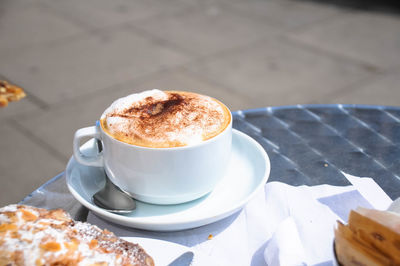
[92,139,136,213]
[92,172,136,213]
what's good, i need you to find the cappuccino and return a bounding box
[100,90,231,148]
[74,90,232,204]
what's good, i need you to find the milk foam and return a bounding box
[101,90,230,148]
[101,89,167,118]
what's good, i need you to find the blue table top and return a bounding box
[233,104,400,200]
[22,104,400,219]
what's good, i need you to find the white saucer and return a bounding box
[66,129,270,231]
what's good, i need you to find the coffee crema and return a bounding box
[100,90,231,148]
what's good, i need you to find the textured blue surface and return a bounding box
[22,105,400,219]
[233,105,400,200]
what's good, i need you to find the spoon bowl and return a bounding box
[92,173,136,213]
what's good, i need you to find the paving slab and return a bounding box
[224,0,341,31]
[0,4,85,57]
[131,5,278,56]
[187,36,375,107]
[289,11,400,70]
[0,0,41,9]
[0,96,42,121]
[0,27,191,105]
[328,71,400,107]
[0,122,66,206]
[41,0,192,30]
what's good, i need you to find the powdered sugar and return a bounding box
[0,205,153,266]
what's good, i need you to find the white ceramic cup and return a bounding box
[73,116,232,205]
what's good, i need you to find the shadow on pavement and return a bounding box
[298,0,400,15]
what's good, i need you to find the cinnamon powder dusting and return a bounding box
[101,90,231,148]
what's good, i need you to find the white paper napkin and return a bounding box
[262,173,392,266]
[87,173,392,266]
[264,217,307,266]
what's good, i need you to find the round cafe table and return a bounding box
[21,104,400,221]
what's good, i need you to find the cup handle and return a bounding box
[73,125,103,167]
